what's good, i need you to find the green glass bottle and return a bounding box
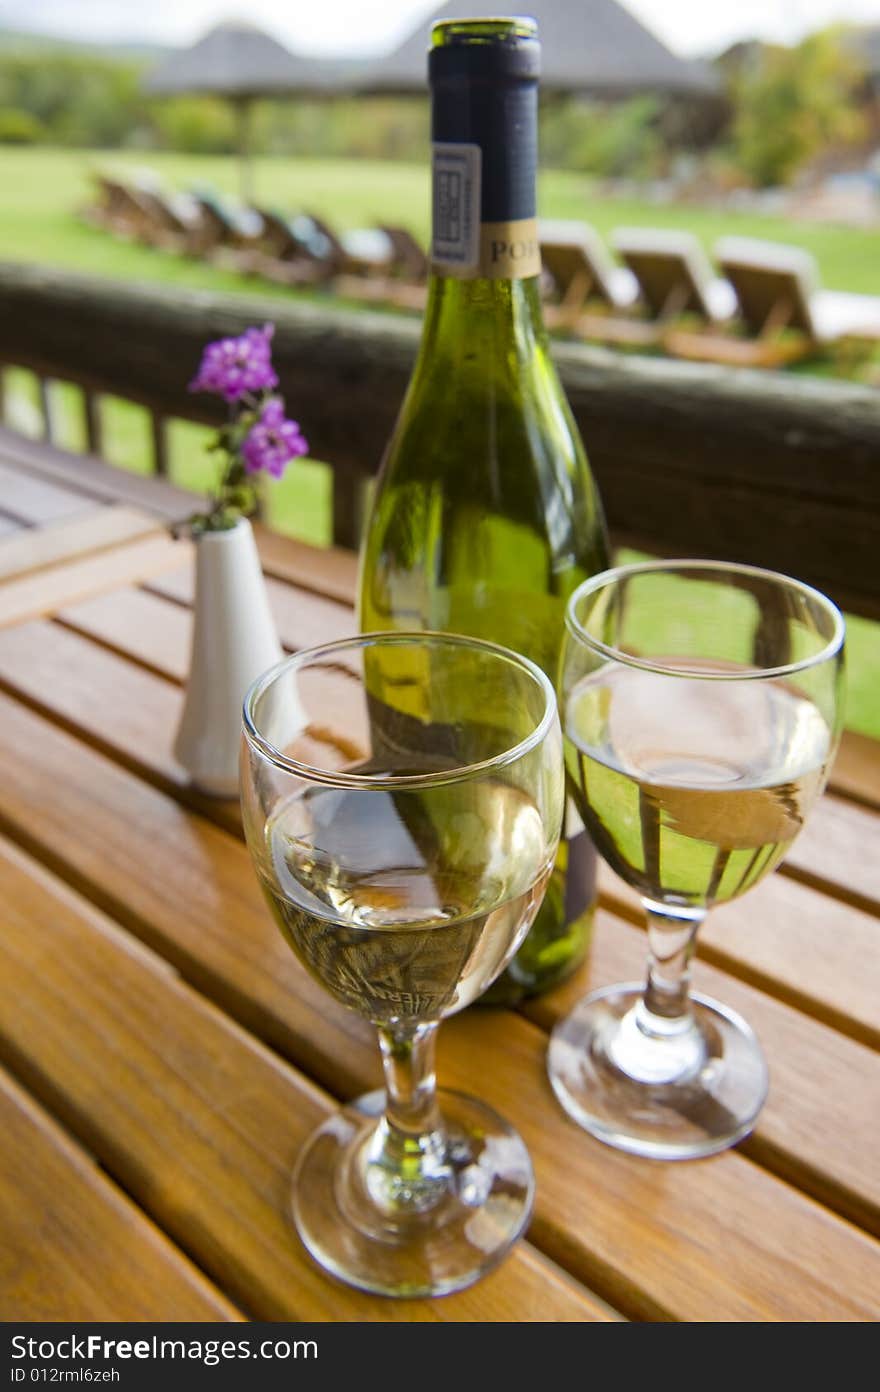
[358,17,610,1002]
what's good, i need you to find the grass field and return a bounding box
[2,146,880,295]
[1,147,877,736]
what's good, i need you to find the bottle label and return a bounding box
[432,143,481,272]
[432,143,541,280]
[478,220,541,279]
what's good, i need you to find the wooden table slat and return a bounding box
[0,505,161,585]
[4,420,879,813]
[0,617,875,1053]
[146,562,356,652]
[828,729,880,811]
[0,836,614,1324]
[0,691,875,1320]
[596,862,879,1052]
[0,458,98,526]
[59,584,193,680]
[253,523,361,606]
[524,909,880,1235]
[0,423,196,521]
[785,793,880,918]
[0,430,878,1323]
[61,575,880,923]
[0,532,185,630]
[0,1062,241,1322]
[143,570,880,914]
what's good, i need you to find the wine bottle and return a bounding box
[357,16,610,1002]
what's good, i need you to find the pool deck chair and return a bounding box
[662,238,880,367]
[333,224,430,309]
[378,225,429,283]
[134,188,209,256]
[250,209,339,286]
[83,175,175,246]
[611,227,737,328]
[710,237,880,363]
[185,191,269,272]
[539,220,639,333]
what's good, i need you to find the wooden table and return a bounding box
[0,424,878,1323]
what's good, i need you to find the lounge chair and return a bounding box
[251,207,302,260]
[718,237,880,354]
[378,225,429,283]
[249,209,339,286]
[129,176,209,255]
[371,226,429,309]
[338,227,396,276]
[271,213,394,287]
[539,219,638,331]
[248,212,417,298]
[611,227,736,325]
[185,190,268,271]
[190,190,262,247]
[663,238,880,367]
[329,221,429,309]
[83,174,158,242]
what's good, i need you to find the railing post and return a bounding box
[38,378,56,445]
[150,411,169,477]
[332,468,365,551]
[82,389,103,457]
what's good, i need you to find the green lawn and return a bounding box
[1,146,879,295]
[1,147,878,737]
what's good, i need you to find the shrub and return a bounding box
[0,106,45,143]
[542,97,665,179]
[148,97,237,154]
[731,29,867,187]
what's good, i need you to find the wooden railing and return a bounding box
[1,261,879,619]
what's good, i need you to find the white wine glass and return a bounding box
[241,633,564,1295]
[549,560,844,1160]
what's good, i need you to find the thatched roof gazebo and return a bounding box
[361,0,719,97]
[145,21,343,201]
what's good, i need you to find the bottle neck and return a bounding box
[429,48,540,283]
[420,273,546,364]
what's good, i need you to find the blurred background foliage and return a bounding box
[730,29,868,187]
[0,26,874,187]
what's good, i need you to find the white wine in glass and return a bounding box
[549,561,844,1160]
[264,778,553,1021]
[242,633,563,1296]
[568,667,832,907]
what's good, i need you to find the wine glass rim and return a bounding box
[242,630,558,788]
[565,558,845,680]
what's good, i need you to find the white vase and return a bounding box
[174,517,282,797]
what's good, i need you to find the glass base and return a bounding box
[547,983,768,1160]
[292,1088,535,1297]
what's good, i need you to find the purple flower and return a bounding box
[189,324,278,403]
[241,397,309,478]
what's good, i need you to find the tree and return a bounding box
[732,29,867,188]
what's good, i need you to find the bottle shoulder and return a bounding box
[373,354,606,557]
[360,278,611,627]
[383,342,592,483]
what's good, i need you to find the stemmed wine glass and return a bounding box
[549,560,844,1160]
[241,632,564,1296]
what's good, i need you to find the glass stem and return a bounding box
[639,898,704,1035]
[363,1022,449,1216]
[379,1021,443,1139]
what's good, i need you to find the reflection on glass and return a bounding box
[549,561,844,1160]
[242,633,563,1295]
